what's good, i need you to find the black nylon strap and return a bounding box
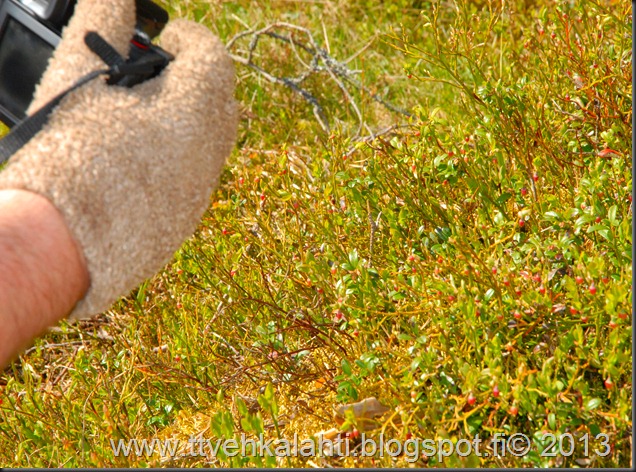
[0,69,107,164]
[0,32,156,165]
[85,32,125,68]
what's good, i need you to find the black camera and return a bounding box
[0,0,172,127]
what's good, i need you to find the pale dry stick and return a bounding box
[226,22,412,136]
[23,340,86,356]
[323,62,369,137]
[230,52,330,132]
[228,23,330,129]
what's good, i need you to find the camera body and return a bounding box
[0,0,171,127]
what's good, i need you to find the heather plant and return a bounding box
[0,0,631,468]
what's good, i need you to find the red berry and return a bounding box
[532,274,541,283]
[352,329,359,337]
[589,285,597,295]
[518,219,525,228]
[608,320,618,329]
[538,285,546,295]
[604,379,613,389]
[532,173,539,182]
[238,178,244,185]
[601,276,609,284]
[581,315,589,322]
[575,276,584,284]
[515,289,522,297]
[260,194,266,201]
[408,254,416,262]
[492,267,497,275]
[509,405,519,415]
[618,312,628,320]
[569,307,579,315]
[520,187,528,196]
[467,393,476,406]
[493,385,500,398]
[595,216,602,223]
[503,278,510,287]
[513,311,522,320]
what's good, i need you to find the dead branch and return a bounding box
[227,22,412,136]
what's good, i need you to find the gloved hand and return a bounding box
[0,0,238,319]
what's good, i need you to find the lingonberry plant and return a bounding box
[0,0,630,468]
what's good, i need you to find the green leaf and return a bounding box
[548,412,556,430]
[608,205,618,225]
[341,358,353,376]
[236,398,248,416]
[348,249,360,270]
[496,192,512,205]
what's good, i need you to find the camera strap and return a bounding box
[0,32,163,165]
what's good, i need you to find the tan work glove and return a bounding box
[0,0,238,319]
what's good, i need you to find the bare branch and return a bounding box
[226,22,412,136]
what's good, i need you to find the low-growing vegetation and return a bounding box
[0,0,631,467]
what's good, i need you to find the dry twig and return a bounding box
[227,22,412,136]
